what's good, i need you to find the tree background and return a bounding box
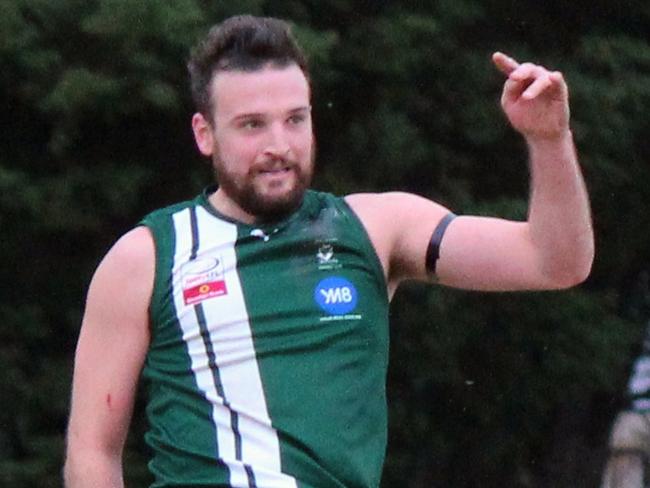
[1,1,649,486]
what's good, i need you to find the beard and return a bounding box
[212,145,315,223]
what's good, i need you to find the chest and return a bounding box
[155,204,388,356]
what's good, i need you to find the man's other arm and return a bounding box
[64,227,154,487]
[347,53,593,293]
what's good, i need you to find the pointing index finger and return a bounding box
[492,52,519,76]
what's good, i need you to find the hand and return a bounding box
[492,52,570,141]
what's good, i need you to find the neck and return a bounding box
[208,188,258,224]
[207,188,301,225]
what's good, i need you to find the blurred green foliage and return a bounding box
[1,0,649,486]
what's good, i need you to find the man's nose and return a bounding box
[263,123,291,158]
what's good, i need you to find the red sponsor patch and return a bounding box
[183,280,227,305]
[181,257,228,305]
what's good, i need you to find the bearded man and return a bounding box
[64,15,593,488]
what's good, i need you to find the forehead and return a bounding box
[211,64,310,121]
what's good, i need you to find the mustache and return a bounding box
[252,158,300,173]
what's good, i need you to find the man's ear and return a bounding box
[191,112,214,157]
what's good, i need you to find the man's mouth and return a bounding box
[257,164,294,177]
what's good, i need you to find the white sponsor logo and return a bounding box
[320,286,354,304]
[181,257,224,289]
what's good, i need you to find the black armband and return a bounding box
[425,212,457,276]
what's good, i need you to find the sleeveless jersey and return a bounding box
[140,188,390,488]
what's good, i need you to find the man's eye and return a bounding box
[242,120,263,129]
[288,114,306,125]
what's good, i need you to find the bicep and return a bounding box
[384,194,550,290]
[436,216,549,290]
[67,227,153,454]
[349,192,549,291]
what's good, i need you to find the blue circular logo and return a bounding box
[314,276,358,315]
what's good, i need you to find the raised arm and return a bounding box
[347,53,593,294]
[64,226,154,487]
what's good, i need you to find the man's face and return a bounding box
[196,64,314,222]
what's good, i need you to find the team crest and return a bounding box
[317,243,334,263]
[181,257,227,305]
[316,241,341,270]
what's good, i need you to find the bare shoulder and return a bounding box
[345,190,447,211]
[345,191,412,211]
[103,225,155,267]
[345,191,450,231]
[93,226,155,284]
[344,192,411,243]
[78,225,154,354]
[85,226,155,321]
[345,192,453,287]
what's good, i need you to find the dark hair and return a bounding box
[187,15,310,119]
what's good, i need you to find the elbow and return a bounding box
[63,444,87,487]
[545,248,594,290]
[569,238,596,286]
[63,449,123,487]
[551,264,592,289]
[63,456,77,488]
[63,435,124,486]
[63,451,82,487]
[533,227,595,290]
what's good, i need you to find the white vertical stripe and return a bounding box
[228,464,250,488]
[171,209,238,464]
[172,206,297,488]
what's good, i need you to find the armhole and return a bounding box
[425,212,457,276]
[338,196,390,300]
[138,215,173,331]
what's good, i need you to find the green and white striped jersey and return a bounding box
[140,188,390,488]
